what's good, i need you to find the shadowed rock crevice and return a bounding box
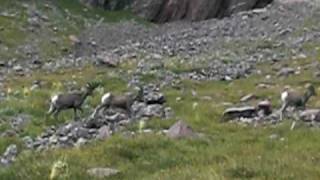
[80,0,274,22]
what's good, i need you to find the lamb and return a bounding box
[91,86,143,119]
[280,84,317,128]
[47,82,100,120]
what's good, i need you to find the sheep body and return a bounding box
[280,84,316,122]
[92,87,143,118]
[48,82,99,120]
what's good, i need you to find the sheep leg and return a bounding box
[78,107,84,114]
[290,121,297,130]
[280,103,288,121]
[47,104,56,115]
[53,109,61,120]
[73,108,78,120]
[291,108,301,130]
[126,101,134,118]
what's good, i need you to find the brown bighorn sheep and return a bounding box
[91,86,143,119]
[280,84,317,125]
[48,82,100,120]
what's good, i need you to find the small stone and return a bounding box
[265,75,272,79]
[68,35,80,45]
[277,67,295,77]
[22,136,33,149]
[13,65,23,72]
[297,53,307,59]
[96,54,118,68]
[59,136,69,142]
[87,167,119,178]
[269,134,279,140]
[167,120,195,139]
[0,144,18,166]
[30,84,40,91]
[200,96,213,101]
[224,76,232,81]
[143,104,164,118]
[240,94,257,102]
[75,138,87,148]
[257,83,271,89]
[151,54,163,59]
[49,135,58,144]
[143,129,153,133]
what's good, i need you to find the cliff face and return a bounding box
[80,0,273,22]
[132,0,273,22]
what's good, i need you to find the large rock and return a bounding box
[299,109,320,122]
[222,106,257,121]
[132,0,273,23]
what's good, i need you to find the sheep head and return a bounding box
[305,83,316,96]
[84,81,101,95]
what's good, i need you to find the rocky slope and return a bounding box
[1,1,319,87]
[75,1,319,82]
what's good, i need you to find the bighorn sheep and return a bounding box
[91,86,143,119]
[48,82,100,120]
[280,84,317,129]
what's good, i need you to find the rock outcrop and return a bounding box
[79,0,273,23]
[132,0,273,22]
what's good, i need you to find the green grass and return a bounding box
[0,0,144,61]
[55,0,140,22]
[1,56,320,179]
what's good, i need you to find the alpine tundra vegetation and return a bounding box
[1,0,320,179]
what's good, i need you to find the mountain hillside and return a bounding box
[0,0,320,179]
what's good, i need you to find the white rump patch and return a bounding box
[281,91,288,102]
[51,95,59,104]
[101,93,112,103]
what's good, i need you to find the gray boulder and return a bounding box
[299,109,320,122]
[222,106,257,121]
[167,120,196,139]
